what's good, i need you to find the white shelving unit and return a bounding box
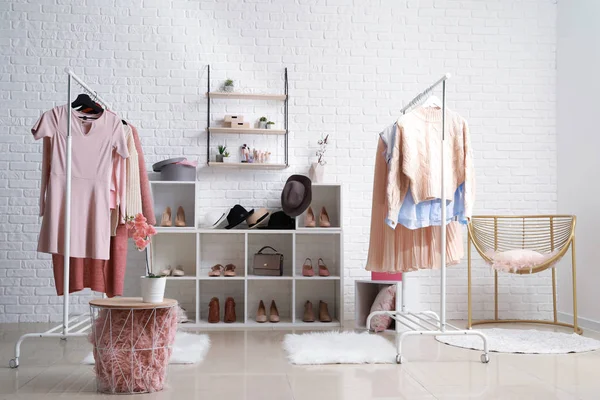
[149,181,343,329]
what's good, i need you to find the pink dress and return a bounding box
[32,105,129,260]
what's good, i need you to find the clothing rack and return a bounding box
[366,73,490,364]
[9,69,109,369]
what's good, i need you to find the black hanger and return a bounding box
[71,93,103,115]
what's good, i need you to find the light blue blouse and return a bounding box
[385,183,467,230]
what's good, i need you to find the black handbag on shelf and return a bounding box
[253,246,284,276]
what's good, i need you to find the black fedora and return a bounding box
[281,175,312,217]
[258,210,295,230]
[225,205,254,229]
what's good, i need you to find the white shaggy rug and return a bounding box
[283,331,396,364]
[436,328,600,354]
[82,331,210,365]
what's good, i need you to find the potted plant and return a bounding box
[266,121,275,130]
[258,116,268,129]
[222,150,232,163]
[126,214,163,303]
[309,133,329,183]
[223,79,234,93]
[216,145,227,162]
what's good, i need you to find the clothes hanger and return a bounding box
[420,95,442,109]
[71,93,103,119]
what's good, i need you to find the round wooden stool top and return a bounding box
[89,297,177,309]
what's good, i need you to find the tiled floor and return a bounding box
[0,322,599,399]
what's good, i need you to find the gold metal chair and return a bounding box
[467,215,580,334]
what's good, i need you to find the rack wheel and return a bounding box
[9,358,18,369]
[480,354,490,364]
[396,355,404,364]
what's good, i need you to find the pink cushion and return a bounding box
[486,249,558,273]
[369,285,396,332]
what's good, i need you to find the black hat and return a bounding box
[225,205,254,229]
[281,175,312,217]
[258,211,295,230]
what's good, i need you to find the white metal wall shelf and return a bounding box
[205,65,289,168]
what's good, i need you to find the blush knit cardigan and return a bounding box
[386,107,474,229]
[52,123,155,297]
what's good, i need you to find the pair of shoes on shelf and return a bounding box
[304,206,331,228]
[302,300,332,323]
[208,297,236,323]
[302,258,330,277]
[159,265,185,277]
[161,206,186,227]
[208,264,236,277]
[256,300,280,323]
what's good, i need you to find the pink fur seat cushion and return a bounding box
[486,249,559,273]
[369,285,396,332]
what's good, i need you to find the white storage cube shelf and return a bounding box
[149,181,344,329]
[354,280,402,334]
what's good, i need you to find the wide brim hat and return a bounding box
[225,205,254,229]
[246,208,270,229]
[203,210,228,229]
[152,157,186,172]
[281,175,312,217]
[258,210,295,230]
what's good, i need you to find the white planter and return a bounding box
[222,157,234,163]
[309,162,325,183]
[140,276,167,303]
[258,121,267,129]
[223,85,234,93]
[266,124,275,129]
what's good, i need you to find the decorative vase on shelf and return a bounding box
[223,156,234,164]
[259,121,267,129]
[309,162,325,183]
[266,122,275,130]
[216,154,224,162]
[140,276,167,303]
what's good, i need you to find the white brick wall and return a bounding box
[0,0,558,323]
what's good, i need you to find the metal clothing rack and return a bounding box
[366,73,490,364]
[9,68,110,368]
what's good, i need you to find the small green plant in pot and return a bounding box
[216,145,227,162]
[223,79,234,93]
[266,121,275,130]
[222,150,233,163]
[258,116,268,129]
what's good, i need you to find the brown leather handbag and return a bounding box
[253,246,284,276]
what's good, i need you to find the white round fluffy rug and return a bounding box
[436,328,600,354]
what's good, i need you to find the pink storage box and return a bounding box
[371,271,402,281]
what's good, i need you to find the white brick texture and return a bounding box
[0,0,557,323]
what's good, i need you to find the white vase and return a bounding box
[309,162,325,183]
[223,85,234,93]
[223,157,234,163]
[258,121,267,129]
[140,276,166,303]
[266,124,274,129]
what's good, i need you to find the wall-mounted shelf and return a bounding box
[207,127,286,135]
[207,92,287,101]
[206,65,289,167]
[208,162,287,170]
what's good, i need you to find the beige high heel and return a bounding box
[161,207,172,227]
[305,207,316,227]
[319,207,331,227]
[175,206,186,227]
